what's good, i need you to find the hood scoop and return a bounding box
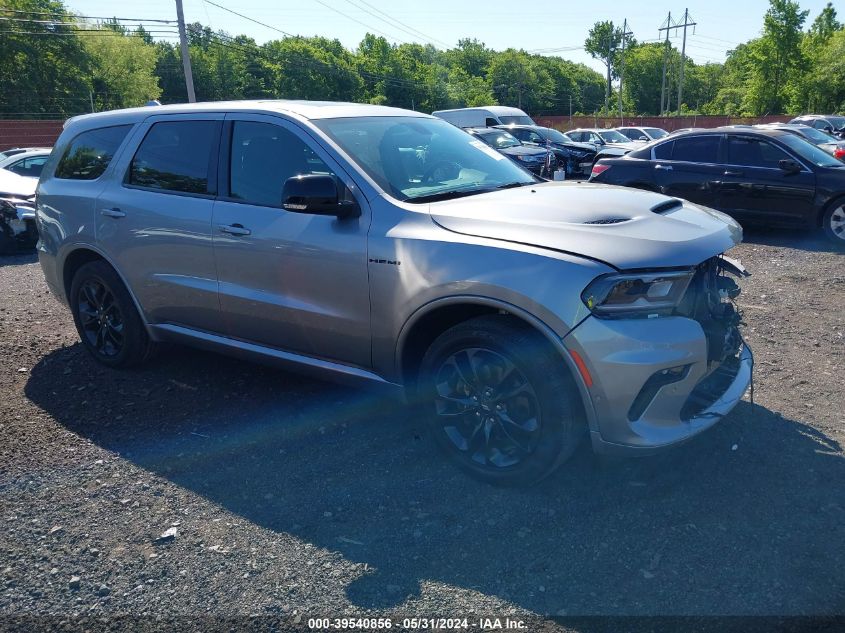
[583,217,629,225]
[651,198,684,214]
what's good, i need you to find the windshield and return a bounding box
[645,128,668,139]
[779,133,844,168]
[315,116,535,201]
[475,130,521,149]
[498,115,535,125]
[544,128,571,143]
[598,130,631,143]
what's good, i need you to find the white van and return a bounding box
[432,106,535,128]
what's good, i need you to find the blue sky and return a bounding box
[66,0,837,73]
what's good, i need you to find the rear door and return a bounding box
[652,134,724,207]
[716,135,816,224]
[211,113,371,367]
[95,114,224,332]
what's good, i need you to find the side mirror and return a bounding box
[282,174,360,219]
[778,159,801,174]
[638,136,649,141]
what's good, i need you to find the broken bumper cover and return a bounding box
[564,315,753,455]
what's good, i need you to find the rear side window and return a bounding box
[128,120,220,195]
[671,136,719,163]
[54,125,132,180]
[653,140,674,159]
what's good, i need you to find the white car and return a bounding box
[616,126,669,142]
[0,168,38,254]
[0,149,52,180]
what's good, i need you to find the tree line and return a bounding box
[1,0,843,120]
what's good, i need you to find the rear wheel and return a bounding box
[822,201,845,247]
[70,260,155,368]
[419,315,584,485]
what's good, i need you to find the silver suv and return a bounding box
[36,101,753,485]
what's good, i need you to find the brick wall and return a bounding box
[535,115,793,133]
[0,120,65,151]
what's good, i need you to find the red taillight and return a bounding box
[590,163,611,179]
[834,148,845,160]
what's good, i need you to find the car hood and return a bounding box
[0,168,36,198]
[428,182,742,269]
[499,145,547,158]
[552,141,595,152]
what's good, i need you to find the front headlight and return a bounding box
[516,154,532,162]
[581,270,694,317]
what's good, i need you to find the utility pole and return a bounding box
[605,28,612,117]
[569,94,572,127]
[618,19,633,125]
[658,9,696,116]
[175,0,196,103]
[658,11,672,116]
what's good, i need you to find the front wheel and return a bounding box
[419,315,584,485]
[822,201,845,247]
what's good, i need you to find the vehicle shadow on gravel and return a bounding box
[0,252,38,266]
[25,343,845,616]
[741,226,844,254]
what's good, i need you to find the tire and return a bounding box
[70,260,155,368]
[821,200,845,247]
[419,315,584,486]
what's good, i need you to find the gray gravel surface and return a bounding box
[1,228,844,631]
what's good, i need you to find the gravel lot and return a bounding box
[1,228,844,631]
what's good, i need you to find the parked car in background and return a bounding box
[0,148,52,180]
[0,146,51,160]
[565,128,640,161]
[616,126,669,142]
[465,127,556,177]
[432,106,535,128]
[756,123,845,161]
[668,128,703,136]
[788,114,845,138]
[589,127,845,245]
[37,100,752,485]
[495,124,597,177]
[0,168,37,254]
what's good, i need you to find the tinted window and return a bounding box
[129,121,219,194]
[653,140,674,160]
[671,136,719,163]
[727,136,790,168]
[55,125,132,180]
[229,121,334,207]
[645,128,668,139]
[509,128,530,141]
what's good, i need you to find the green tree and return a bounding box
[83,25,161,110]
[584,21,623,114]
[761,0,809,112]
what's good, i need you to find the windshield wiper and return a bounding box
[495,181,534,189]
[406,186,496,203]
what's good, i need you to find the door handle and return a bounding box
[723,170,744,176]
[101,207,126,218]
[218,223,251,236]
[655,164,673,171]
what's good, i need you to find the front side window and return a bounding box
[672,136,720,163]
[55,125,132,180]
[314,116,535,201]
[645,128,668,139]
[128,120,219,195]
[726,136,789,168]
[653,140,674,160]
[229,121,334,207]
[599,130,633,144]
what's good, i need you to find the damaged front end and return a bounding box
[677,255,752,419]
[0,196,38,254]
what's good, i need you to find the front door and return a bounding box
[716,135,816,225]
[211,114,371,368]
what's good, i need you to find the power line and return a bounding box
[201,0,295,38]
[339,0,448,47]
[310,0,408,44]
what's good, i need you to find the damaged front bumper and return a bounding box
[0,197,38,253]
[566,255,754,455]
